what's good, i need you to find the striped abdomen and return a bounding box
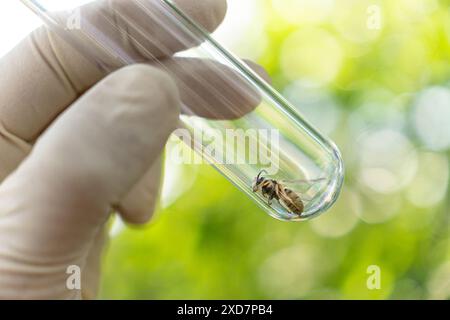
[277,185,304,215]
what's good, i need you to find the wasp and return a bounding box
[252,170,324,216]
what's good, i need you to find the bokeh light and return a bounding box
[357,129,418,194]
[427,261,450,300]
[280,27,344,86]
[258,244,326,298]
[284,82,342,135]
[213,0,268,61]
[412,86,450,151]
[406,152,449,208]
[271,0,335,25]
[331,0,382,44]
[356,191,403,224]
[311,189,360,238]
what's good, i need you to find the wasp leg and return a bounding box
[267,190,278,206]
[266,194,274,206]
[261,190,269,200]
[262,190,273,206]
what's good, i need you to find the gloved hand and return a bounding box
[0,0,268,299]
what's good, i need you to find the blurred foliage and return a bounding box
[100,0,450,299]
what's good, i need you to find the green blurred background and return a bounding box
[100,0,450,299]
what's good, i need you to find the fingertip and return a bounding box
[114,199,156,225]
[210,0,228,30]
[115,159,163,225]
[174,0,228,33]
[243,59,273,85]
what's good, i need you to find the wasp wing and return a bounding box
[276,183,304,215]
[279,178,326,184]
[278,177,327,194]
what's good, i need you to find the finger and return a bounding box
[0,64,180,299]
[0,0,227,142]
[117,158,163,224]
[81,226,108,300]
[155,58,271,119]
[0,122,32,183]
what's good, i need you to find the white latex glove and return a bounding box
[0,0,268,299]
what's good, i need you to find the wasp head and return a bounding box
[252,170,268,192]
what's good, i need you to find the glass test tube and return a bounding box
[20,0,344,221]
